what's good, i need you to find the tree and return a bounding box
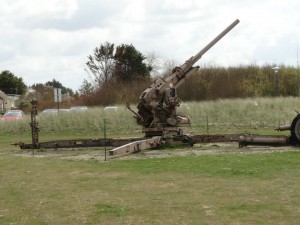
[145,52,161,77]
[114,44,152,81]
[86,42,115,88]
[160,59,178,77]
[82,42,153,105]
[85,42,152,89]
[29,79,75,109]
[79,79,94,96]
[0,70,27,94]
[30,83,45,93]
[26,83,54,109]
[45,79,74,95]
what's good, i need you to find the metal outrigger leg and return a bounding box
[30,101,40,148]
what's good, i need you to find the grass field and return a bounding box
[1,150,300,225]
[1,97,300,136]
[1,97,300,224]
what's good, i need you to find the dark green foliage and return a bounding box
[82,42,152,106]
[86,42,151,88]
[114,44,151,81]
[86,42,115,87]
[45,78,74,95]
[31,79,74,96]
[0,70,27,95]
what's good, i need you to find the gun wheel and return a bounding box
[290,114,300,144]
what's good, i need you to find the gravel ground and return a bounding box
[16,142,299,162]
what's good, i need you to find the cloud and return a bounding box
[1,0,300,90]
[8,0,128,31]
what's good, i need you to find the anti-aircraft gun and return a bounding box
[15,19,300,155]
[131,19,240,138]
[13,19,240,156]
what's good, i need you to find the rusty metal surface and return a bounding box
[190,134,240,143]
[290,114,300,144]
[274,125,291,131]
[15,133,296,157]
[238,134,290,147]
[15,137,145,149]
[142,127,182,137]
[191,133,291,147]
[109,136,161,156]
[30,103,39,147]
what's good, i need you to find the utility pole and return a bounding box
[272,66,280,97]
[54,88,62,111]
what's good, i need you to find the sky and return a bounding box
[0,0,300,91]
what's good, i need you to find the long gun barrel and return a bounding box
[189,19,239,67]
[159,19,240,91]
[175,19,240,80]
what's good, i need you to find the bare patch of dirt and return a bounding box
[15,143,299,162]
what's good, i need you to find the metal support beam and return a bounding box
[109,136,161,156]
[238,134,289,147]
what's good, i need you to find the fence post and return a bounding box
[104,119,107,161]
[206,113,209,135]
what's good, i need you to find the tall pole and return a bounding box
[57,88,60,111]
[104,119,107,161]
[275,71,279,97]
[272,66,280,97]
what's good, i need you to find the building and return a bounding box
[0,90,20,113]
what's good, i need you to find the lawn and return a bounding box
[0,150,300,225]
[1,97,300,224]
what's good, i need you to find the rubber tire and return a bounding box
[290,114,300,144]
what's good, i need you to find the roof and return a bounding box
[0,90,8,100]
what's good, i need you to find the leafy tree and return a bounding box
[114,44,152,81]
[45,79,74,95]
[0,70,27,94]
[30,83,45,92]
[79,79,94,96]
[86,42,115,87]
[29,83,49,102]
[85,42,152,89]
[29,79,75,109]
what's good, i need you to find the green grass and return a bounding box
[181,97,300,133]
[1,97,300,224]
[1,96,300,136]
[0,151,300,224]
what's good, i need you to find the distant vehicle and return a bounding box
[40,108,69,116]
[40,109,59,115]
[1,110,25,121]
[69,106,88,112]
[59,109,70,113]
[104,106,119,112]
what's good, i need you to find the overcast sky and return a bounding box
[1,0,300,91]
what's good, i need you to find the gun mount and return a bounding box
[134,19,240,138]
